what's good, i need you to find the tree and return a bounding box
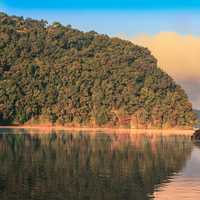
[0,12,197,128]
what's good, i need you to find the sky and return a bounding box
[0,0,200,109]
[2,0,200,10]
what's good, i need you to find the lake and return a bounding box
[0,128,199,200]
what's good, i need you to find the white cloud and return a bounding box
[125,32,200,109]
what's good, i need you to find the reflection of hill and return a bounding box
[154,146,200,199]
[193,142,200,149]
[0,130,192,200]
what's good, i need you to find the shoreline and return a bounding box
[0,125,195,135]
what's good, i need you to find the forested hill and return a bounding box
[0,12,197,128]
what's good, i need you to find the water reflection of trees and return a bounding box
[0,130,192,200]
[193,142,200,149]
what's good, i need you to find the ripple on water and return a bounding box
[153,146,200,200]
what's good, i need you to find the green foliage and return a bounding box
[95,108,109,125]
[0,12,197,128]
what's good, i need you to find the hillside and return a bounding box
[0,12,197,128]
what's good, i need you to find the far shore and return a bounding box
[0,125,195,135]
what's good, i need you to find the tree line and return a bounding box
[0,12,197,128]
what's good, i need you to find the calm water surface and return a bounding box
[0,129,199,200]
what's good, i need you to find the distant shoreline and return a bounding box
[0,125,194,135]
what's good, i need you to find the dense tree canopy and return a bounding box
[0,12,197,128]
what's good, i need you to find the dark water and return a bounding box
[0,129,199,200]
